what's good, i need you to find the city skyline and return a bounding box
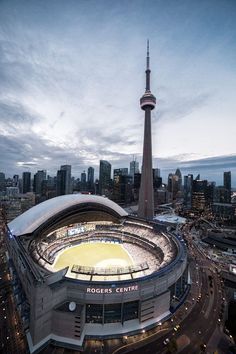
[0,1,236,184]
[1,154,236,189]
[1,160,235,191]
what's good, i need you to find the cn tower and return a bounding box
[138,40,156,219]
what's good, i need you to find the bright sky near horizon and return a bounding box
[0,0,236,184]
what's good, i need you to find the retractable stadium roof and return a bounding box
[8,194,128,237]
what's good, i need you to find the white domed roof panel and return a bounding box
[8,194,128,237]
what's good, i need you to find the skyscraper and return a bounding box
[153,169,162,189]
[184,174,193,209]
[81,171,86,183]
[113,172,132,205]
[130,159,139,182]
[56,165,72,196]
[224,171,231,191]
[138,40,156,219]
[80,171,87,192]
[99,160,111,196]
[223,171,231,203]
[13,175,19,188]
[113,168,128,179]
[192,179,213,212]
[167,169,182,201]
[22,172,31,193]
[0,172,5,192]
[113,168,130,204]
[87,167,95,193]
[33,170,46,195]
[153,168,160,178]
[175,168,182,191]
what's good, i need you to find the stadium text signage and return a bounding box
[86,285,138,294]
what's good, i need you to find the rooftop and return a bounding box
[8,194,128,237]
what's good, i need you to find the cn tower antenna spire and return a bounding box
[147,39,150,70]
[146,39,151,92]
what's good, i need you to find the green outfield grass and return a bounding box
[53,242,134,271]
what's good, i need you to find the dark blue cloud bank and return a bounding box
[156,155,236,187]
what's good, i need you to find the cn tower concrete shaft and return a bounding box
[138,109,154,219]
[138,41,156,219]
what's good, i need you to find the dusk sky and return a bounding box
[0,0,236,185]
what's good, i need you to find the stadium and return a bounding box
[6,194,188,353]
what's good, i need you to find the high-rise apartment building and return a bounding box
[22,172,31,194]
[99,160,111,196]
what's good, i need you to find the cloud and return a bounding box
[180,154,236,170]
[153,90,212,123]
[17,162,38,167]
[154,153,236,169]
[154,154,236,186]
[0,99,40,126]
[0,123,138,178]
[0,131,80,176]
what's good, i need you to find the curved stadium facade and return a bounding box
[6,194,188,353]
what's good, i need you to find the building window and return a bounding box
[86,304,103,324]
[104,303,121,323]
[86,301,139,324]
[123,301,139,322]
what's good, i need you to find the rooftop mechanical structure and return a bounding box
[6,194,188,353]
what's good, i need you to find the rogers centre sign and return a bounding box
[86,285,138,294]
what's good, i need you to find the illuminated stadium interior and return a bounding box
[29,220,177,281]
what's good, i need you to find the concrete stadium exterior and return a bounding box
[6,194,188,353]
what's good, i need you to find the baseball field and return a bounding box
[53,242,134,271]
